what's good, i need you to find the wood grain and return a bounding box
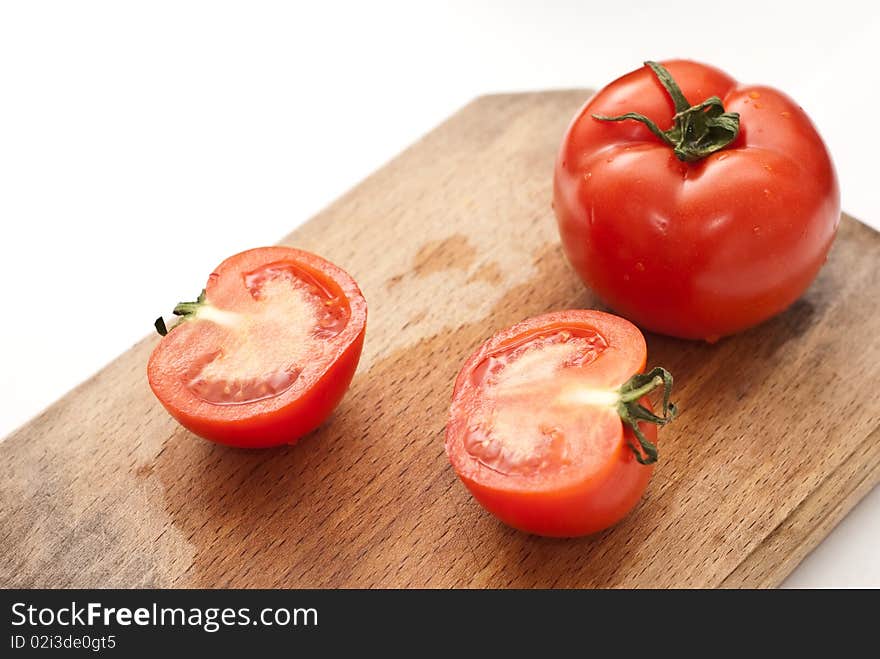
[2,91,879,588]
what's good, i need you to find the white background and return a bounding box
[1,1,878,587]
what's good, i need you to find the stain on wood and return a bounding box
[1,91,878,588]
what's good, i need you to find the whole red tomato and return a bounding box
[553,60,840,341]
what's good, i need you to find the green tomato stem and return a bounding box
[592,61,740,163]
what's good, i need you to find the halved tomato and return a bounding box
[445,310,676,537]
[147,246,367,448]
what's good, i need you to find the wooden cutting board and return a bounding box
[2,91,879,588]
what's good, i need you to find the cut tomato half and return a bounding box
[147,246,367,448]
[445,310,676,537]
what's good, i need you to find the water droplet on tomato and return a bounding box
[753,225,761,234]
[780,111,791,118]
[635,261,645,272]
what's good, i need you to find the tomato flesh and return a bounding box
[148,247,366,448]
[446,310,658,537]
[185,261,349,405]
[464,328,615,481]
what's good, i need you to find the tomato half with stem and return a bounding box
[445,310,676,537]
[148,246,366,448]
[553,60,840,341]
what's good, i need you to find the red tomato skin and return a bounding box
[553,60,840,341]
[148,247,366,449]
[445,310,657,538]
[458,415,656,538]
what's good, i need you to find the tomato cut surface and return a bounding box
[148,247,366,448]
[446,310,674,537]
